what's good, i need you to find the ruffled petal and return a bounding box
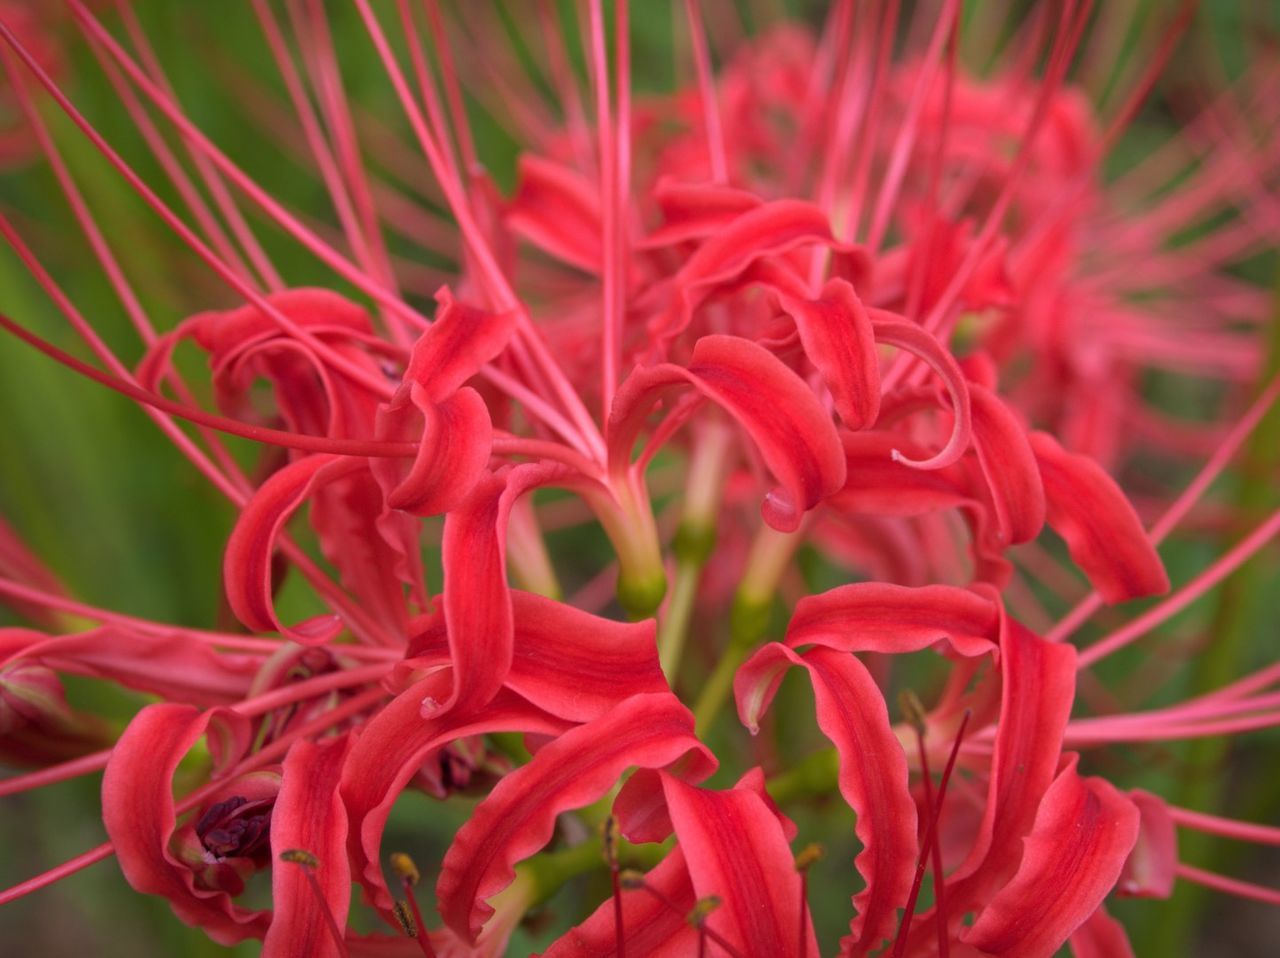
[734,644,916,955]
[659,771,819,958]
[968,383,1045,544]
[785,582,1000,659]
[964,757,1140,958]
[437,693,715,941]
[102,704,267,945]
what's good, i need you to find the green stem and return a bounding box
[657,556,701,679]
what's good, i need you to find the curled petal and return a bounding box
[610,335,846,532]
[642,178,762,248]
[441,465,576,713]
[964,757,1140,958]
[403,590,669,723]
[224,454,362,643]
[102,704,267,945]
[968,384,1045,543]
[786,582,999,659]
[399,287,517,404]
[340,677,570,920]
[437,693,715,941]
[660,771,819,958]
[776,278,881,430]
[1030,432,1170,603]
[265,736,353,958]
[734,645,915,955]
[871,319,973,470]
[376,385,494,516]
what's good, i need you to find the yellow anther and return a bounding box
[795,843,825,872]
[898,690,928,734]
[390,852,420,886]
[392,901,417,937]
[278,848,319,868]
[687,896,722,926]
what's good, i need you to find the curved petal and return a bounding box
[963,757,1140,958]
[102,704,267,945]
[507,155,603,273]
[641,178,762,248]
[659,772,819,958]
[340,676,570,921]
[871,319,973,470]
[266,735,354,958]
[540,847,697,957]
[437,693,715,941]
[1117,790,1176,899]
[786,582,1000,659]
[399,288,517,404]
[968,384,1045,544]
[609,335,846,532]
[776,278,881,431]
[1030,432,1169,603]
[734,645,916,955]
[1069,904,1135,958]
[0,625,258,706]
[402,590,669,723]
[224,453,365,643]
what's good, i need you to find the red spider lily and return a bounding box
[0,2,1278,956]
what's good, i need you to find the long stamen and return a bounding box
[391,853,438,958]
[601,817,626,958]
[893,708,971,957]
[279,850,351,958]
[794,844,823,958]
[617,871,744,958]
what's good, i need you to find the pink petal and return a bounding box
[1117,790,1177,899]
[403,590,669,723]
[506,155,603,273]
[775,278,881,430]
[659,771,819,958]
[224,454,361,643]
[870,318,974,470]
[265,735,353,958]
[399,287,517,404]
[1068,904,1136,958]
[786,582,1000,659]
[0,625,258,705]
[340,677,571,920]
[641,178,762,248]
[609,335,846,532]
[968,384,1045,544]
[964,757,1140,958]
[734,644,916,955]
[1030,432,1170,602]
[102,704,268,945]
[540,847,697,957]
[437,693,715,941]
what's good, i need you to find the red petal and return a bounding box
[660,772,819,958]
[871,318,974,470]
[224,454,361,643]
[609,335,846,532]
[541,847,697,957]
[403,590,669,723]
[399,288,517,404]
[265,735,353,958]
[734,645,916,955]
[1068,904,1135,958]
[507,155,603,273]
[340,677,570,921]
[964,757,1140,958]
[776,278,881,430]
[968,384,1045,544]
[641,178,762,248]
[375,385,494,516]
[1117,790,1176,899]
[0,625,258,705]
[1030,432,1170,602]
[785,582,1000,659]
[437,693,714,940]
[102,704,267,945]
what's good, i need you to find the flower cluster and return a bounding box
[1,2,1279,956]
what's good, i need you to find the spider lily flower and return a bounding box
[0,2,1277,956]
